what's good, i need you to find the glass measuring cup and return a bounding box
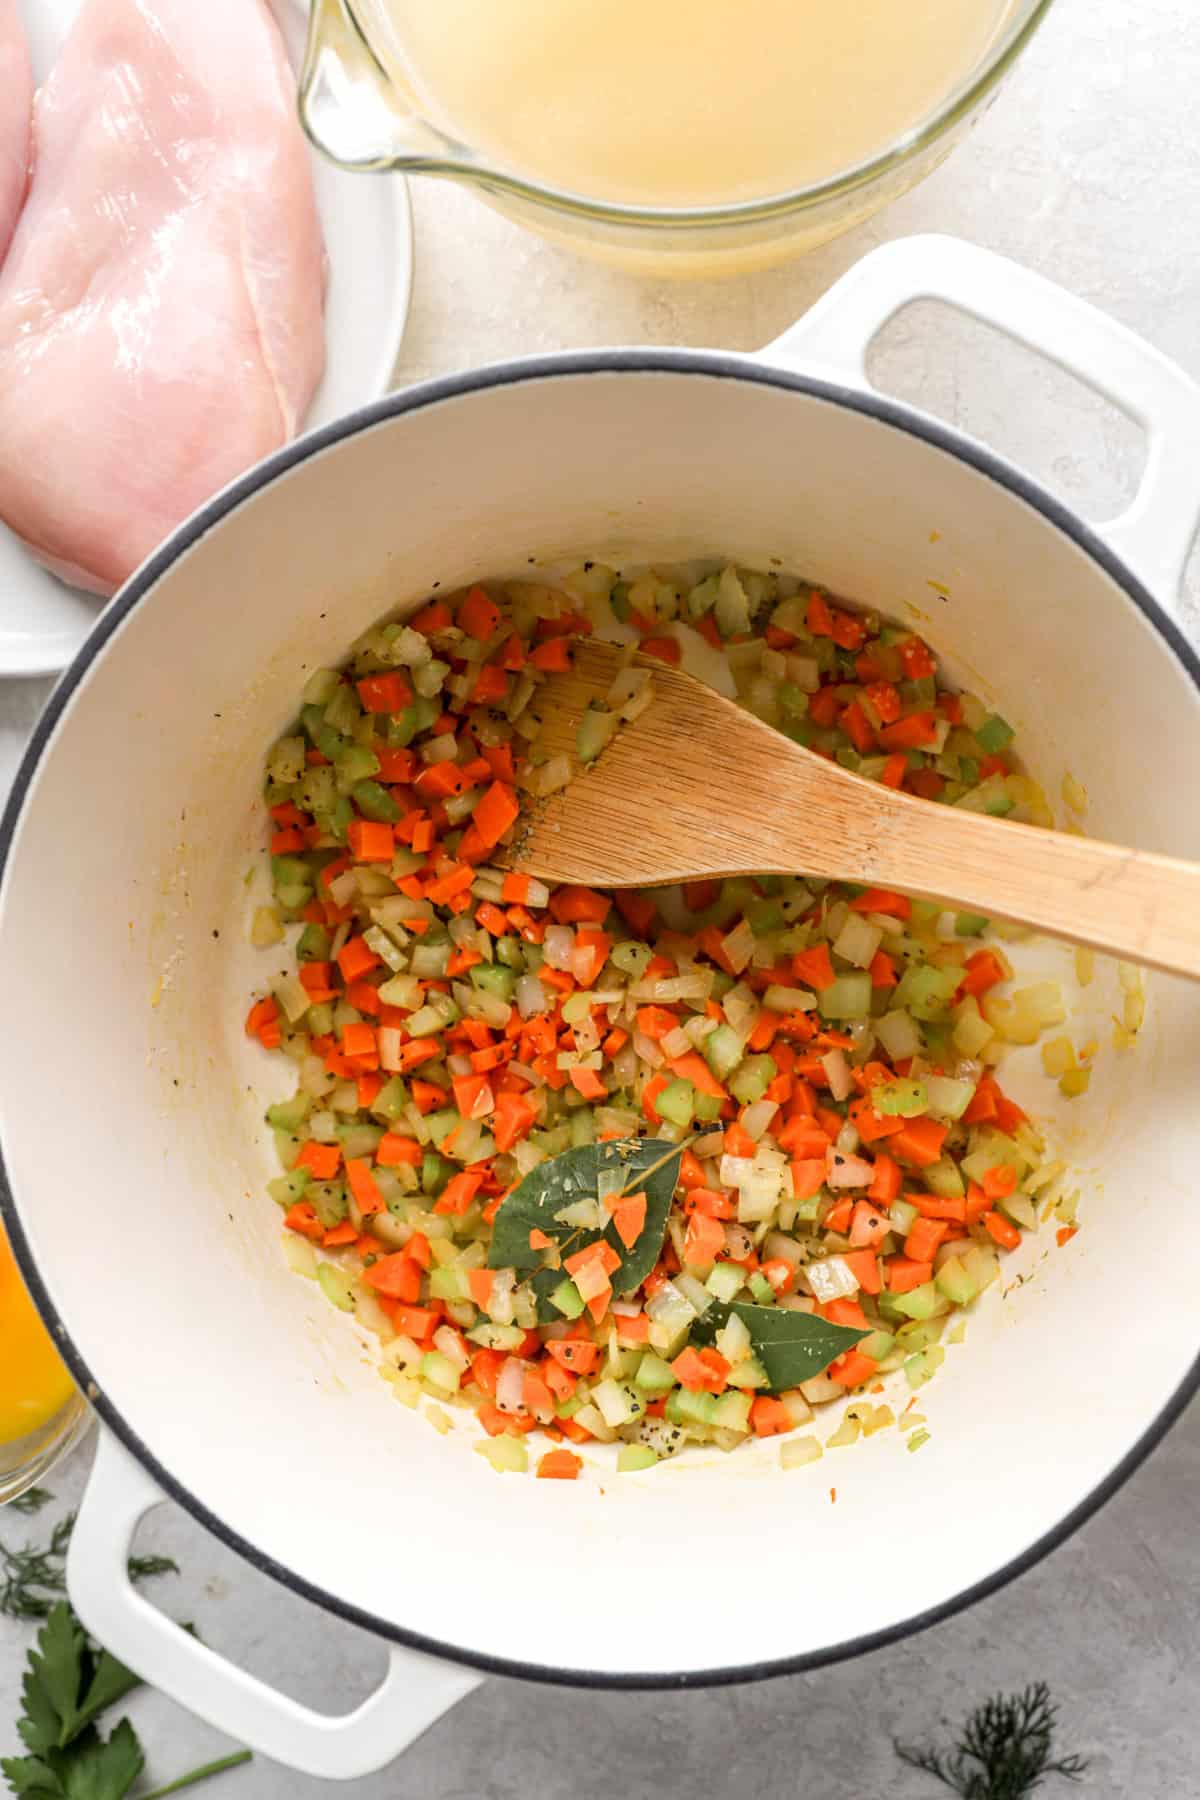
[300,0,1056,276]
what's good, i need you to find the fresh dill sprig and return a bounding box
[896,1682,1088,1799]
[126,1555,180,1583]
[7,1489,54,1517]
[0,1515,73,1620]
[1,1515,178,1619]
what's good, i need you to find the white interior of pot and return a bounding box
[3,366,1199,1678]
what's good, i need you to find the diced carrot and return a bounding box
[641,1073,669,1126]
[724,1121,757,1159]
[792,944,836,990]
[346,1158,386,1216]
[357,672,411,715]
[529,638,572,672]
[842,1249,882,1294]
[840,700,875,755]
[537,1449,583,1479]
[983,1210,1022,1251]
[982,1163,1017,1199]
[462,1268,493,1310]
[573,928,612,987]
[959,949,1007,997]
[891,1117,948,1168]
[868,949,898,988]
[887,1256,934,1293]
[545,1339,601,1375]
[881,751,908,789]
[823,1197,854,1235]
[472,780,520,850]
[549,885,611,925]
[683,1210,726,1267]
[905,1216,949,1262]
[294,1140,341,1179]
[639,636,681,665]
[879,712,939,751]
[388,1303,439,1339]
[337,935,380,983]
[341,1020,377,1059]
[807,590,834,637]
[908,1191,967,1223]
[827,1349,877,1389]
[564,1239,621,1278]
[284,1201,324,1241]
[790,1158,827,1201]
[363,1252,422,1300]
[849,888,912,919]
[610,1192,648,1251]
[760,1257,794,1295]
[435,1171,484,1216]
[899,636,936,680]
[322,1221,358,1248]
[750,1397,793,1437]
[568,1065,607,1100]
[672,1346,729,1393]
[458,584,502,640]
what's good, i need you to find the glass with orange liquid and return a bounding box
[1,1219,89,1505]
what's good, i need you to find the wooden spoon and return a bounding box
[501,639,1200,981]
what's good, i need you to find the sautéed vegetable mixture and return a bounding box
[245,563,1073,1478]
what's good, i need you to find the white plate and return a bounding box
[0,0,412,679]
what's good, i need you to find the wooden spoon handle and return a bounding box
[755,736,1200,980]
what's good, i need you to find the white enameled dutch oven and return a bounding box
[3,236,1200,1779]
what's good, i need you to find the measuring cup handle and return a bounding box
[759,233,1200,612]
[67,1431,481,1781]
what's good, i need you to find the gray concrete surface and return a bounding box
[4,0,1200,1789]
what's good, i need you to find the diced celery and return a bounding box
[955,912,989,937]
[549,1278,585,1319]
[266,1093,311,1132]
[665,1388,719,1426]
[633,1352,678,1394]
[890,1280,941,1320]
[302,668,341,707]
[317,1262,354,1312]
[747,1272,775,1304]
[904,1345,946,1390]
[711,1391,752,1432]
[429,1266,469,1302]
[922,1157,965,1199]
[924,1075,976,1121]
[476,1435,528,1473]
[656,1078,695,1128]
[894,963,961,1021]
[470,962,516,999]
[617,1445,659,1473]
[693,1092,723,1122]
[296,921,332,962]
[819,973,872,1020]
[935,1256,978,1306]
[705,1262,744,1303]
[267,1167,310,1208]
[961,1243,1000,1293]
[889,1197,919,1236]
[334,744,379,795]
[873,1078,928,1118]
[729,1055,776,1105]
[976,713,1015,754]
[858,1329,895,1361]
[324,683,362,736]
[420,1351,461,1394]
[704,1023,745,1081]
[308,1181,347,1228]
[611,940,653,977]
[353,779,400,822]
[725,1355,768,1390]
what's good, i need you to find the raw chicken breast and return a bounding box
[0,0,325,596]
[0,0,32,259]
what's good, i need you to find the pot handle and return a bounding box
[759,233,1200,611]
[67,1431,481,1781]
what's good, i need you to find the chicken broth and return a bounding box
[370,0,1013,208]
